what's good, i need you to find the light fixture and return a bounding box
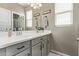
[28,3,42,9]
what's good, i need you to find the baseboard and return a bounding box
[50,50,70,56]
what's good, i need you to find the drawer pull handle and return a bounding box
[17,46,25,50]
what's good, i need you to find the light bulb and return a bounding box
[33,6,37,9]
[31,4,34,7]
[30,3,42,9]
[39,4,42,7]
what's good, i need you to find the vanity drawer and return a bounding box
[6,41,30,56]
[16,48,30,56]
[42,35,48,41]
[32,38,41,46]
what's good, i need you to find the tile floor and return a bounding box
[48,52,61,56]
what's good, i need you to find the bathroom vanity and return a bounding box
[0,30,51,56]
[0,6,52,56]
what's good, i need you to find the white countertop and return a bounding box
[0,30,52,49]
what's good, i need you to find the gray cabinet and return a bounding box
[47,36,50,55]
[78,41,79,55]
[41,36,48,56]
[0,48,6,56]
[32,35,50,56]
[32,43,41,56]
[41,35,50,56]
[0,35,50,56]
[42,39,47,56]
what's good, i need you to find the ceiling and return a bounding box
[18,3,27,6]
[18,3,29,7]
[18,3,43,8]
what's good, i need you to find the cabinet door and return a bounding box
[47,37,50,55]
[42,40,47,56]
[16,48,30,56]
[32,43,41,56]
[0,48,6,56]
[78,41,79,56]
[42,35,50,56]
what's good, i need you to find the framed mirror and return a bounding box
[42,15,49,30]
[0,7,11,32]
[12,11,25,31]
